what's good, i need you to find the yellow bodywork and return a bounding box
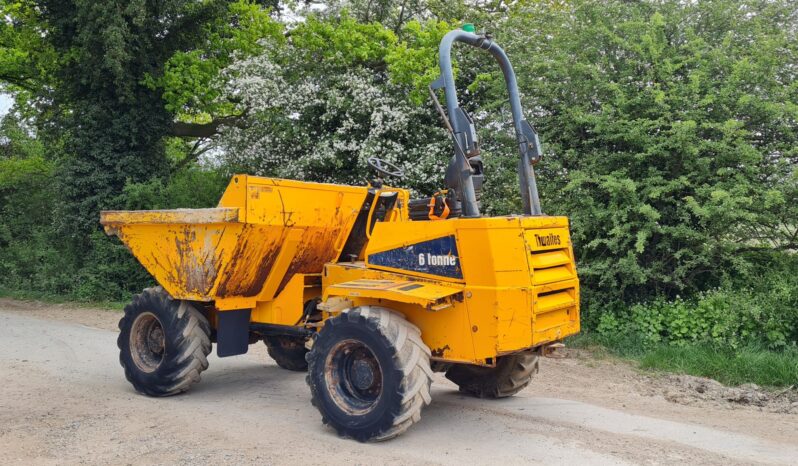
[101,174,580,366]
[322,216,580,364]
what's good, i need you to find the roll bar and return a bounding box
[433,29,543,216]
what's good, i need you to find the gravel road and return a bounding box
[1,299,797,465]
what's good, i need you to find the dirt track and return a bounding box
[1,298,797,465]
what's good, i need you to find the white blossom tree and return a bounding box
[215,32,452,195]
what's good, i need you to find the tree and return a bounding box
[0,0,282,298]
[0,1,282,230]
[0,113,59,293]
[216,16,452,194]
[497,0,798,312]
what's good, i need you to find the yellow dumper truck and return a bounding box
[101,28,580,441]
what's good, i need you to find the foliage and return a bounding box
[385,19,452,104]
[0,106,225,301]
[637,344,798,388]
[38,0,254,233]
[151,1,284,119]
[0,0,280,231]
[0,115,67,294]
[122,168,229,210]
[290,14,397,66]
[0,1,58,110]
[216,15,451,195]
[495,0,798,313]
[572,332,798,387]
[219,1,797,315]
[594,257,798,351]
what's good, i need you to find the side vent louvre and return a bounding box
[524,226,581,345]
[529,248,575,285]
[534,285,578,315]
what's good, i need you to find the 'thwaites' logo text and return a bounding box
[534,233,562,247]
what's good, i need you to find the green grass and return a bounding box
[568,333,798,388]
[0,287,126,311]
[638,344,798,387]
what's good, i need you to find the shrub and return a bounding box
[0,164,228,302]
[596,261,798,351]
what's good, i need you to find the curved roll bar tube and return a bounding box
[436,29,543,216]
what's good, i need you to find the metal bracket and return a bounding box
[316,296,353,313]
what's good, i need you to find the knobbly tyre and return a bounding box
[101,26,580,441]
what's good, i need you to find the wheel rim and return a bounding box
[324,339,383,415]
[130,312,165,373]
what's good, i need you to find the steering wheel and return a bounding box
[367,157,405,179]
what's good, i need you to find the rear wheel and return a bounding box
[306,306,432,441]
[118,287,212,396]
[445,350,539,398]
[264,335,309,371]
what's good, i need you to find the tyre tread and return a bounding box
[445,350,539,399]
[306,306,432,441]
[117,287,211,397]
[264,336,309,372]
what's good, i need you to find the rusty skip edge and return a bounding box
[100,208,241,226]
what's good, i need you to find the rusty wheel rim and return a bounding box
[130,312,165,373]
[324,339,383,415]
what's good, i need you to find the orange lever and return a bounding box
[427,192,450,220]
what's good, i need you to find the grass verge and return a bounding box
[0,287,126,311]
[568,332,798,388]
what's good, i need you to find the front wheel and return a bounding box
[445,350,539,398]
[118,287,212,396]
[306,306,432,441]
